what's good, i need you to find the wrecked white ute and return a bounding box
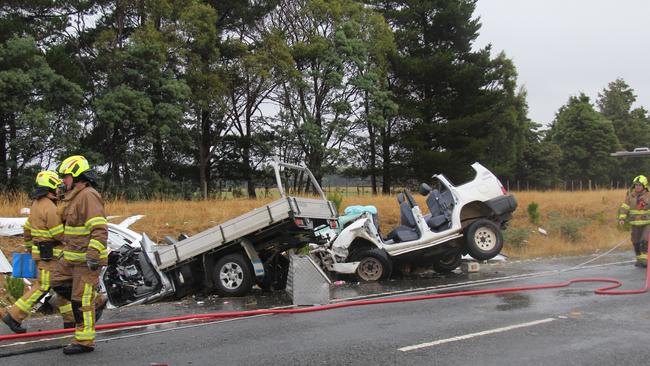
[312,162,517,281]
[101,233,175,308]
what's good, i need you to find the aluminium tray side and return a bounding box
[154,197,336,270]
[155,199,292,269]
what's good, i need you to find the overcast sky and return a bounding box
[473,0,650,126]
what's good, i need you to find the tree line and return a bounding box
[0,0,647,199]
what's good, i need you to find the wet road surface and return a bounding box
[1,252,648,365]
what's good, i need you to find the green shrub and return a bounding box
[327,191,343,214]
[4,276,24,301]
[527,202,540,225]
[504,228,529,249]
[559,219,586,242]
[590,210,607,224]
[547,212,588,243]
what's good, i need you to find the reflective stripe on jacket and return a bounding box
[61,184,108,265]
[618,189,650,225]
[24,196,64,261]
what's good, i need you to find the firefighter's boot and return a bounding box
[2,313,27,334]
[62,343,94,355]
[637,241,648,268]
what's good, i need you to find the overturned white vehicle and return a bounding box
[311,163,517,281]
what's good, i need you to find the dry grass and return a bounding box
[0,190,630,257]
[504,190,628,257]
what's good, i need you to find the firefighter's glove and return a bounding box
[87,258,99,271]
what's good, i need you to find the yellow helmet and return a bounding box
[58,155,90,178]
[633,175,648,188]
[35,170,62,190]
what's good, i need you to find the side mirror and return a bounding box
[419,183,432,196]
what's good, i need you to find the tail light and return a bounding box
[329,219,338,229]
[294,218,304,226]
[498,180,507,195]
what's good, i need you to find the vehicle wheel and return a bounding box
[212,253,254,297]
[465,219,503,260]
[432,250,462,273]
[349,248,392,281]
[172,264,195,299]
[258,254,290,291]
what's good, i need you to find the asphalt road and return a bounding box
[1,253,649,365]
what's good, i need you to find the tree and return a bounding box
[345,9,397,194]
[375,0,529,183]
[270,0,383,184]
[0,36,82,190]
[516,122,562,190]
[179,1,226,199]
[88,20,191,197]
[597,78,650,183]
[549,94,620,185]
[221,27,292,198]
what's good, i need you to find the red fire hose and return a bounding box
[1,261,647,342]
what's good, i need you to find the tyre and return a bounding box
[212,253,254,297]
[432,250,462,273]
[349,248,393,281]
[258,254,290,291]
[172,264,195,299]
[465,218,503,260]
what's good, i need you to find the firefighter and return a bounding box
[51,155,108,355]
[2,171,75,333]
[618,175,650,267]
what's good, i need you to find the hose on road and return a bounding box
[1,257,648,343]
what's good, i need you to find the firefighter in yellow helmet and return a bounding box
[618,175,650,267]
[2,171,75,333]
[50,155,108,355]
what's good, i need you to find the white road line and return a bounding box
[398,318,557,352]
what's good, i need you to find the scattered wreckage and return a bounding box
[3,159,338,307]
[1,160,516,309]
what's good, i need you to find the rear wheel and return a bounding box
[432,250,462,273]
[349,248,392,281]
[258,254,290,291]
[212,253,254,297]
[465,219,503,260]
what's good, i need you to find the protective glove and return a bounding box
[87,258,99,271]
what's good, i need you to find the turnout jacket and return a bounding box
[24,196,64,261]
[60,183,108,265]
[618,189,650,226]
